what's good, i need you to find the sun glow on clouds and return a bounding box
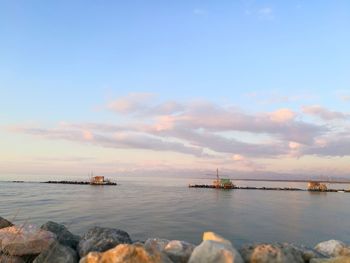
[232,154,245,161]
[83,130,94,140]
[4,93,350,177]
[269,109,296,123]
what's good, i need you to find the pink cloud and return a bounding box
[303,134,350,157]
[232,154,245,161]
[302,105,350,120]
[107,93,184,116]
[148,102,324,144]
[269,109,296,123]
[9,95,350,162]
[107,92,154,113]
[82,130,94,140]
[13,126,204,157]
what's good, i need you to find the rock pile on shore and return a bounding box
[1,216,350,263]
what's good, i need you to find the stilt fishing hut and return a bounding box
[307,181,327,191]
[212,169,235,189]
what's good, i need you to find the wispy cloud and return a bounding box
[12,126,204,157]
[245,91,316,105]
[107,93,184,116]
[258,7,274,20]
[340,95,350,102]
[302,105,350,120]
[304,133,350,157]
[7,93,350,176]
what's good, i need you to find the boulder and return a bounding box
[310,256,350,263]
[164,240,195,263]
[189,232,243,263]
[145,238,170,251]
[239,243,304,263]
[145,238,195,263]
[41,221,80,249]
[77,226,132,257]
[203,232,233,246]
[0,225,56,256]
[291,244,328,262]
[0,217,13,229]
[0,254,25,263]
[133,240,145,244]
[33,242,78,263]
[315,240,350,257]
[79,243,173,263]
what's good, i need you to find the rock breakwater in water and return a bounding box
[1,216,349,263]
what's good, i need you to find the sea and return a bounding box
[1,176,350,247]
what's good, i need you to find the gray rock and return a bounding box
[145,238,195,263]
[239,243,304,263]
[189,240,243,263]
[33,242,78,263]
[144,238,170,251]
[0,254,25,263]
[291,244,328,262]
[40,221,80,249]
[77,226,132,258]
[189,232,243,263]
[164,240,196,263]
[0,217,13,229]
[315,240,350,257]
[132,240,145,244]
[0,225,56,256]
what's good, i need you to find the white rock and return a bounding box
[189,232,243,263]
[315,240,350,257]
[203,232,232,246]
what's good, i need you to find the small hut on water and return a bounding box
[90,176,105,185]
[89,173,116,185]
[213,169,235,189]
[307,182,327,191]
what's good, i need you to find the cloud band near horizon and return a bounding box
[4,93,350,177]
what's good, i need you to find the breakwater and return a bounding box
[42,181,117,185]
[1,216,349,263]
[188,184,350,192]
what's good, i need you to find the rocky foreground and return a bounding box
[1,216,350,263]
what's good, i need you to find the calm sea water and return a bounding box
[1,177,350,247]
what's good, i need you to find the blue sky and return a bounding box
[1,1,350,179]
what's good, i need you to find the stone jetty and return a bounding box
[42,181,117,186]
[188,185,350,192]
[1,216,350,263]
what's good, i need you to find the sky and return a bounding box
[1,1,350,180]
